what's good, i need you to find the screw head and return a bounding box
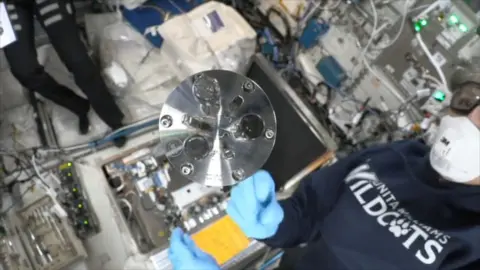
[242,81,255,93]
[160,115,173,128]
[181,163,193,175]
[265,129,275,139]
[193,73,204,81]
[223,149,234,159]
[232,169,245,181]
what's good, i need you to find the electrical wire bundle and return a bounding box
[0,118,159,214]
[351,0,450,146]
[0,114,159,199]
[32,116,158,156]
[0,150,41,215]
[279,0,445,151]
[239,0,372,147]
[0,152,34,189]
[260,7,296,66]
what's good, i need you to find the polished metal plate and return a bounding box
[159,70,276,187]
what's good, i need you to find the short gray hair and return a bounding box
[450,57,480,91]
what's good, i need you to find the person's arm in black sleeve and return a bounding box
[261,145,388,248]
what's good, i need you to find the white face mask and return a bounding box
[429,115,480,183]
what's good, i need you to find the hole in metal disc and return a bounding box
[193,76,219,102]
[229,95,244,112]
[239,114,264,139]
[184,136,210,160]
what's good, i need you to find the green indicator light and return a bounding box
[433,91,446,102]
[448,15,459,24]
[72,188,77,192]
[67,162,72,167]
[67,173,72,176]
[414,23,421,32]
[83,220,89,225]
[78,204,83,209]
[459,24,468,32]
[420,19,428,26]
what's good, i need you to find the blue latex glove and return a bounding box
[168,228,220,270]
[227,170,284,239]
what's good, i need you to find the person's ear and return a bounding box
[466,176,480,186]
[468,106,480,128]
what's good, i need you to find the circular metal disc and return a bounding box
[159,70,276,187]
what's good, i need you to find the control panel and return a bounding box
[180,193,228,232]
[374,0,479,116]
[102,143,195,253]
[420,3,476,50]
[56,162,100,239]
[100,140,263,270]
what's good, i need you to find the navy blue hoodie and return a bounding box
[263,140,480,270]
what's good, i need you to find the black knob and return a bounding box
[108,176,122,189]
[157,195,168,205]
[210,195,222,205]
[165,215,174,223]
[190,204,202,214]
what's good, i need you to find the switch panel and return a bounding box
[57,162,100,239]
